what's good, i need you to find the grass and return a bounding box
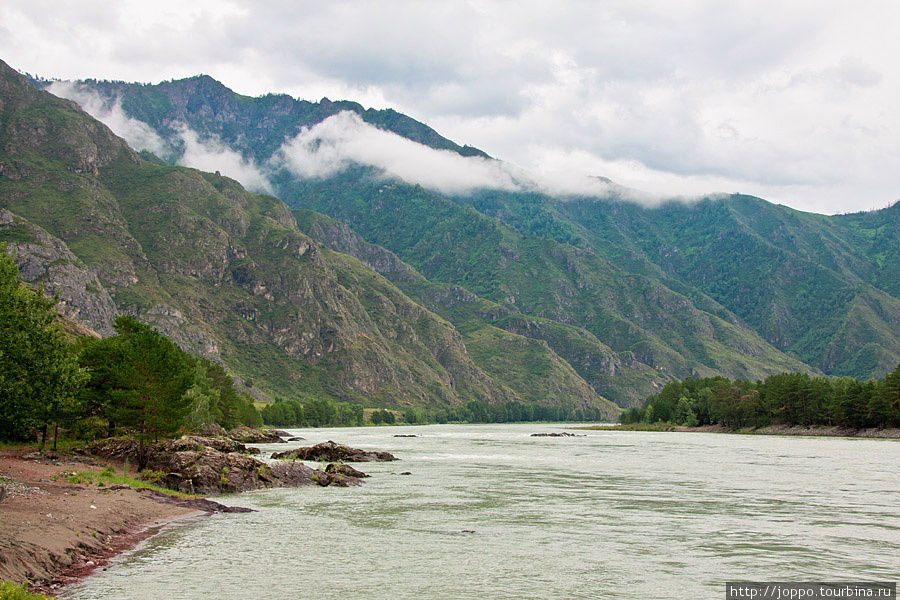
[55,466,195,499]
[0,582,53,600]
[0,439,86,452]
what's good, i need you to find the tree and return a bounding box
[0,244,86,444]
[674,397,698,427]
[101,316,193,468]
[183,359,221,431]
[869,364,900,428]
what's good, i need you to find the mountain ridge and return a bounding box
[8,61,898,410]
[2,58,624,418]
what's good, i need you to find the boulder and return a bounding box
[164,435,248,454]
[271,441,397,462]
[198,423,228,437]
[227,426,288,444]
[324,463,370,478]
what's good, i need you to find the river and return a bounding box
[62,424,899,599]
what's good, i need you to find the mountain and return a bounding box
[1,59,621,418]
[19,67,900,408]
[464,189,900,379]
[36,75,488,165]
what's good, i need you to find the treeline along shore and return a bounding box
[601,369,899,436]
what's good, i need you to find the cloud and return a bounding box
[47,81,170,157]
[274,111,627,200]
[274,111,523,194]
[46,82,274,194]
[175,127,273,194]
[9,0,900,213]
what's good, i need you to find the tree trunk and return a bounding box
[137,423,149,471]
[52,422,59,452]
[39,422,48,452]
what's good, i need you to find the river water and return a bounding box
[62,424,899,599]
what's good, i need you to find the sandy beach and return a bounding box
[0,449,202,595]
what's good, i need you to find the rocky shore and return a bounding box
[79,435,363,494]
[0,429,396,593]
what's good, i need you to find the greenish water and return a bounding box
[62,424,899,599]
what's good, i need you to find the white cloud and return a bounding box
[47,81,170,157]
[275,111,518,194]
[274,111,628,200]
[46,82,273,194]
[175,127,273,194]
[6,0,900,214]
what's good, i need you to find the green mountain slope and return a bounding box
[34,69,899,401]
[294,208,623,413]
[287,173,810,403]
[553,195,900,379]
[3,59,624,415]
[445,188,900,380]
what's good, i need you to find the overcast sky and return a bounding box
[2,0,898,214]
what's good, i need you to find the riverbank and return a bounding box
[575,423,900,438]
[0,448,204,595]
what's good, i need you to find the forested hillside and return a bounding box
[14,66,900,409]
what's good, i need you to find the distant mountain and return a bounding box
[464,189,900,379]
[34,75,488,164]
[22,68,900,408]
[1,59,622,418]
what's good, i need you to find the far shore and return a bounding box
[0,447,206,595]
[573,423,900,439]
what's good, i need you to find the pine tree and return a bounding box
[92,316,193,468]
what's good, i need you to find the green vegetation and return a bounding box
[0,243,87,446]
[287,176,809,407]
[0,245,261,450]
[620,366,900,430]
[6,62,899,418]
[2,61,542,415]
[0,582,53,600]
[370,408,396,425]
[260,397,364,427]
[56,465,194,498]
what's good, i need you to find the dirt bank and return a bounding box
[0,449,202,594]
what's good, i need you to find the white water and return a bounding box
[62,424,900,599]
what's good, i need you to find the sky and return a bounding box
[2,0,899,214]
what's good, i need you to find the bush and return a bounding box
[0,582,54,600]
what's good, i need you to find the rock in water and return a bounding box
[324,463,370,478]
[227,426,288,444]
[271,440,397,462]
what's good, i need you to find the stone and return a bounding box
[271,441,397,463]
